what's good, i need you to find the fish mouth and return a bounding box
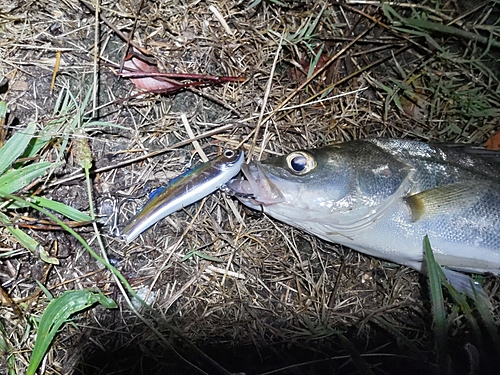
[224,162,285,205]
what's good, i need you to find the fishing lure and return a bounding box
[122,149,244,242]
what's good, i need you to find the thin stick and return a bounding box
[46,123,237,188]
[181,113,208,162]
[247,34,283,162]
[92,0,100,117]
[50,50,61,93]
[255,23,377,144]
[119,0,145,73]
[209,5,234,35]
[80,0,151,55]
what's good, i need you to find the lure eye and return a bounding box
[286,151,316,175]
[224,149,235,158]
[221,149,242,167]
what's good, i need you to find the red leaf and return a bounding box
[118,49,245,94]
[122,52,178,92]
[485,130,500,150]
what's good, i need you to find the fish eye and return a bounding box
[286,151,316,175]
[290,155,306,171]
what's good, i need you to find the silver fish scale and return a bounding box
[369,139,500,183]
[398,183,499,250]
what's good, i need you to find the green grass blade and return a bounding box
[38,247,60,265]
[0,320,16,375]
[35,280,54,299]
[181,250,223,263]
[52,87,69,117]
[32,197,92,222]
[0,162,55,195]
[26,290,117,375]
[79,87,93,117]
[402,18,500,48]
[472,282,500,352]
[0,122,36,176]
[0,211,39,252]
[304,3,326,40]
[423,235,449,371]
[307,44,324,79]
[0,211,59,264]
[22,122,60,159]
[424,236,446,331]
[0,192,143,306]
[84,120,128,130]
[441,282,481,339]
[381,3,405,24]
[244,0,263,10]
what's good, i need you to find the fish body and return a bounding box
[226,139,500,297]
[123,150,244,242]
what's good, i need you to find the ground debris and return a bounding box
[1,1,499,374]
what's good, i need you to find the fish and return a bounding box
[122,149,244,242]
[225,138,500,302]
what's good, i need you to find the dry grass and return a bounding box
[1,0,499,374]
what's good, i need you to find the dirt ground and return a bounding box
[1,1,500,374]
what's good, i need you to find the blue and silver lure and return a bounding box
[122,149,244,242]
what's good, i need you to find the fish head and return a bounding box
[226,141,415,228]
[226,147,354,222]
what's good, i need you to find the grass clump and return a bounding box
[0,101,93,264]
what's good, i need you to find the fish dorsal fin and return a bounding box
[404,182,483,222]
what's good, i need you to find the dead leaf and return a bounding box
[485,130,500,150]
[287,52,330,85]
[121,51,177,92]
[118,49,245,94]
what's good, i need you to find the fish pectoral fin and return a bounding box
[433,252,496,273]
[441,268,492,309]
[403,182,482,222]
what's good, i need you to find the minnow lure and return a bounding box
[122,149,244,242]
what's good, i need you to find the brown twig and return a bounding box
[257,22,378,136]
[46,123,239,188]
[80,0,152,56]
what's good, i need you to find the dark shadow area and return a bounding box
[74,322,499,375]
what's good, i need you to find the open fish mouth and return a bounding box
[224,162,285,205]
